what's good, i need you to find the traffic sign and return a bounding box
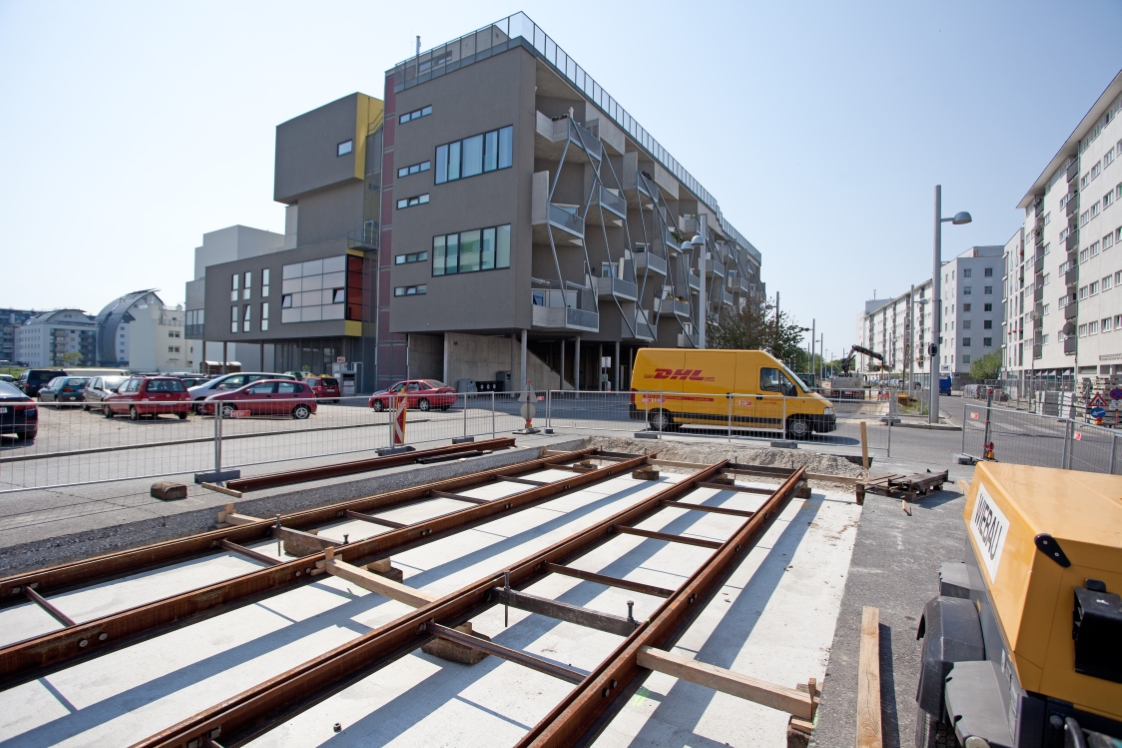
[1089,393,1107,408]
[1110,388,1122,401]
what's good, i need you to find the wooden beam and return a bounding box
[545,563,674,598]
[613,525,723,550]
[490,587,638,637]
[429,490,490,505]
[343,509,408,529]
[201,482,242,498]
[321,548,436,608]
[857,606,882,748]
[636,646,814,720]
[216,504,262,525]
[661,500,755,518]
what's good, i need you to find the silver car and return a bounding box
[187,372,296,413]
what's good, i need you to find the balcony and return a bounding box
[1033,286,1044,303]
[1066,160,1079,182]
[1064,301,1078,320]
[589,186,626,220]
[739,276,750,293]
[665,227,681,254]
[1065,267,1078,286]
[1066,195,1079,218]
[595,274,638,301]
[678,215,698,236]
[633,246,667,276]
[706,258,726,278]
[677,332,697,348]
[720,288,734,306]
[347,225,379,250]
[1066,232,1079,252]
[1033,344,1042,360]
[621,310,656,341]
[654,297,690,317]
[534,112,601,162]
[688,271,701,291]
[1064,336,1077,355]
[530,282,599,332]
[1033,255,1044,274]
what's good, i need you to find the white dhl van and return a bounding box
[629,348,836,439]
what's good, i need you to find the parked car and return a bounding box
[176,376,211,389]
[0,374,14,384]
[202,379,317,419]
[303,376,341,403]
[0,381,38,442]
[103,376,191,420]
[37,376,91,405]
[368,379,457,412]
[186,372,296,413]
[82,375,129,410]
[16,369,67,397]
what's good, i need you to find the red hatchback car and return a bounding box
[103,377,191,420]
[203,379,317,419]
[368,379,457,412]
[303,376,341,403]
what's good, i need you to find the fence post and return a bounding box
[982,388,993,454]
[463,393,468,437]
[547,390,552,430]
[1110,432,1117,475]
[214,401,223,478]
[491,392,496,440]
[1061,419,1072,470]
[887,398,892,458]
[782,395,787,439]
[961,404,967,453]
[727,394,732,443]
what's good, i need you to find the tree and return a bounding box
[969,350,1002,382]
[61,351,84,367]
[707,301,809,368]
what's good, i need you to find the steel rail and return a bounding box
[516,467,806,747]
[132,460,728,748]
[0,446,619,689]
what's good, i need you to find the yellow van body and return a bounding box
[629,348,835,438]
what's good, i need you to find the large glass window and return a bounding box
[280,255,352,323]
[431,224,511,276]
[434,126,513,185]
[261,302,269,332]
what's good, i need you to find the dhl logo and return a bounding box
[646,368,715,382]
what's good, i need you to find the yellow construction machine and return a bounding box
[915,462,1122,747]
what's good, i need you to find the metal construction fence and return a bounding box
[961,401,1121,475]
[0,389,908,494]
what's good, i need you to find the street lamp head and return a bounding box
[690,234,705,247]
[680,240,693,252]
[951,211,972,225]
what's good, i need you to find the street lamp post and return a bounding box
[689,216,707,349]
[930,185,972,424]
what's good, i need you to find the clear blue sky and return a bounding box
[2,0,1119,357]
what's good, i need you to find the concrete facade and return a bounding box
[93,290,186,372]
[1008,71,1122,377]
[13,310,97,368]
[855,246,1004,378]
[0,308,37,364]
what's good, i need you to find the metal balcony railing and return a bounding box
[592,186,626,218]
[688,271,701,291]
[633,248,667,276]
[548,204,584,238]
[654,297,690,317]
[595,275,638,301]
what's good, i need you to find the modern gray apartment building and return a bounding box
[198,13,764,392]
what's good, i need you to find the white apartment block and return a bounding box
[856,246,1004,378]
[1009,71,1122,378]
[14,310,97,368]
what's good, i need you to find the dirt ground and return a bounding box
[586,436,867,480]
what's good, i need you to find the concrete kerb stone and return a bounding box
[0,437,588,577]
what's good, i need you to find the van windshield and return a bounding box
[781,365,810,393]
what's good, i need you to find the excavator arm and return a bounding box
[840,344,885,375]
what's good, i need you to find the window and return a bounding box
[395,251,429,265]
[963,337,972,347]
[1043,304,1050,316]
[984,303,992,312]
[962,320,971,329]
[280,255,349,323]
[1079,324,1087,337]
[1091,202,1101,219]
[231,274,239,302]
[1081,210,1090,226]
[231,306,238,333]
[1105,232,1116,250]
[983,320,992,329]
[1104,317,1114,332]
[1079,285,1088,300]
[1089,321,1099,334]
[984,267,993,277]
[434,125,513,185]
[1091,161,1102,180]
[1105,191,1115,209]
[983,337,993,347]
[1043,273,1050,285]
[1090,280,1100,295]
[393,284,427,296]
[759,368,796,396]
[1092,241,1101,257]
[262,268,270,297]
[1081,248,1091,263]
[1042,334,1049,344]
[243,305,252,332]
[1081,173,1090,190]
[1104,275,1114,291]
[984,286,993,295]
[337,140,353,157]
[1044,213,1051,225]
[1106,148,1116,168]
[261,302,269,332]
[396,194,430,209]
[1117,314,1122,329]
[432,224,511,276]
[397,160,431,178]
[398,105,432,124]
[963,303,971,312]
[963,268,972,278]
[963,286,972,295]
[962,354,971,364]
[243,271,252,300]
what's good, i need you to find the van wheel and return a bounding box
[785,417,810,440]
[648,409,676,432]
[915,705,953,748]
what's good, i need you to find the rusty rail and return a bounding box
[0,446,623,688]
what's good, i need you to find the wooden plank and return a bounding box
[661,500,755,519]
[201,482,242,498]
[859,421,869,470]
[613,526,723,549]
[636,646,813,719]
[544,563,674,598]
[857,606,882,748]
[491,587,638,637]
[321,548,436,608]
